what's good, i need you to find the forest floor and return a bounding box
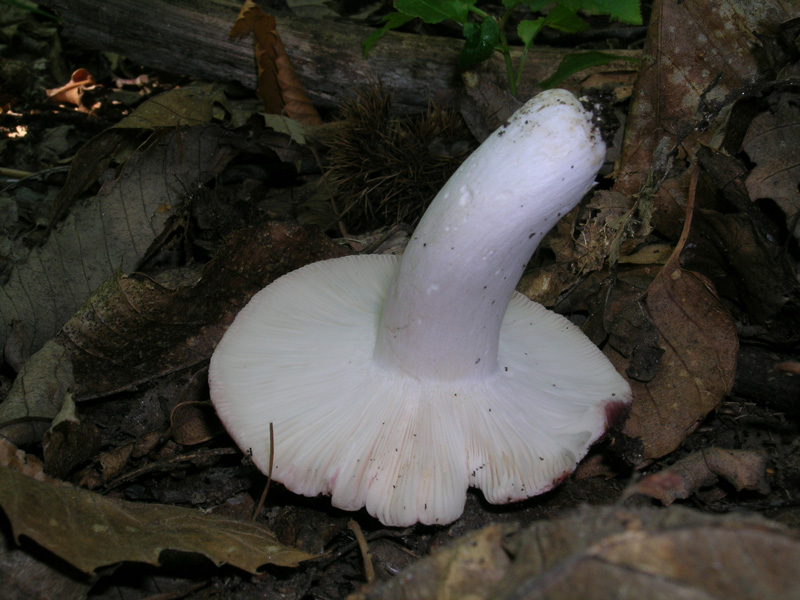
[2,1,800,599]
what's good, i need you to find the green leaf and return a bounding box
[362,12,414,56]
[560,0,642,24]
[543,4,588,33]
[518,18,545,47]
[539,50,639,89]
[394,0,475,24]
[458,17,500,70]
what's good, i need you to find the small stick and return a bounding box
[348,519,376,584]
[251,422,274,521]
[774,361,800,376]
[671,164,699,260]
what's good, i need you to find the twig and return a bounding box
[671,164,699,261]
[104,447,239,490]
[252,422,274,520]
[348,519,376,584]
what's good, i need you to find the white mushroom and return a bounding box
[209,89,632,526]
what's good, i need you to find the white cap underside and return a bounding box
[209,255,630,526]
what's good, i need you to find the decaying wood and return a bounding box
[39,0,640,114]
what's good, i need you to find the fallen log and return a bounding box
[39,0,640,113]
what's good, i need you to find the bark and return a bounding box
[40,0,640,114]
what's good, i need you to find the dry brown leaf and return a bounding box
[167,369,222,445]
[627,448,770,505]
[0,527,92,600]
[613,0,789,226]
[45,67,97,109]
[0,125,242,364]
[231,1,282,114]
[616,259,738,462]
[742,91,800,240]
[617,243,672,265]
[59,221,349,400]
[49,83,230,225]
[0,341,73,446]
[519,191,636,307]
[603,168,738,463]
[42,395,102,479]
[689,208,798,331]
[0,467,316,574]
[0,438,50,482]
[350,524,513,600]
[0,438,99,597]
[230,1,321,126]
[354,506,800,600]
[76,443,135,490]
[168,401,222,446]
[115,82,230,129]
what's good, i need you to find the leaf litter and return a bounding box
[625,447,770,506]
[353,505,800,600]
[0,124,243,364]
[2,0,800,597]
[0,465,316,574]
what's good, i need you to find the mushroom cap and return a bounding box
[209,254,631,526]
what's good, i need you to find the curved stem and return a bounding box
[468,4,519,95]
[373,90,606,381]
[497,28,517,96]
[497,6,517,95]
[467,5,490,19]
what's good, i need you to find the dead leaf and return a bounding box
[354,506,800,600]
[613,0,786,211]
[48,128,147,226]
[610,0,795,296]
[45,68,97,110]
[0,438,49,481]
[230,1,322,126]
[76,443,135,490]
[460,76,520,142]
[166,368,220,445]
[350,524,513,600]
[59,221,349,400]
[168,402,222,446]
[262,113,307,145]
[601,164,738,464]
[0,529,93,600]
[612,258,738,463]
[116,82,231,129]
[49,82,232,225]
[42,394,102,479]
[742,91,800,240]
[627,448,770,505]
[617,243,671,265]
[0,340,73,446]
[0,467,316,574]
[0,124,242,363]
[689,208,799,332]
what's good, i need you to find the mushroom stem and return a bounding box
[374,90,605,381]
